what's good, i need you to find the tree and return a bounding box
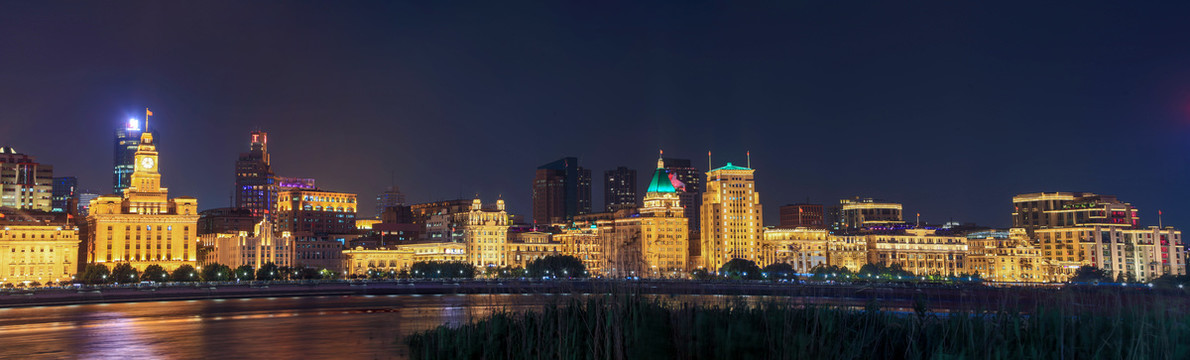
[294,267,322,280]
[691,268,716,280]
[761,263,797,281]
[526,255,588,278]
[1071,266,1110,284]
[141,264,168,282]
[81,264,111,284]
[809,264,853,281]
[233,265,255,281]
[257,262,280,281]
[110,263,140,284]
[171,264,198,282]
[410,261,477,279]
[858,262,913,281]
[719,258,762,280]
[201,263,231,282]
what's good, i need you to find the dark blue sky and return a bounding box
[2,2,1188,227]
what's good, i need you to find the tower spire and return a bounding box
[657,149,665,169]
[747,151,751,168]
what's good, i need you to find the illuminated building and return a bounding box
[51,177,77,213]
[603,156,690,277]
[700,161,764,271]
[0,210,78,285]
[827,235,867,272]
[866,229,967,277]
[603,167,637,212]
[405,241,466,263]
[198,220,294,269]
[765,227,829,273]
[275,188,357,235]
[839,197,903,229]
[779,203,824,229]
[276,177,316,190]
[662,157,703,263]
[965,229,1049,282]
[1012,192,1139,232]
[112,118,143,195]
[532,157,591,225]
[1034,225,1184,281]
[506,231,563,268]
[458,198,509,267]
[86,130,200,272]
[556,226,603,275]
[375,185,406,219]
[409,199,471,226]
[234,131,275,218]
[0,146,54,211]
[355,219,382,230]
[342,246,413,277]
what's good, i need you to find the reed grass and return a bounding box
[407,289,1190,359]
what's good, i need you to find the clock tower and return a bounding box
[125,132,168,204]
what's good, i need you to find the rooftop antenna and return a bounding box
[707,151,712,171]
[747,151,751,168]
[1159,210,1164,228]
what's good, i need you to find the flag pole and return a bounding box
[145,107,150,132]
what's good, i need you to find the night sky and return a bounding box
[2,2,1188,228]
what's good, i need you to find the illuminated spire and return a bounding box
[657,149,665,169]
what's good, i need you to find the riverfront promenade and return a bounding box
[1,280,1182,311]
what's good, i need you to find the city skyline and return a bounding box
[3,2,1189,229]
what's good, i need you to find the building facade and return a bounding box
[0,146,54,211]
[0,212,79,285]
[375,185,406,219]
[556,226,604,275]
[506,231,563,269]
[275,188,358,235]
[603,166,637,212]
[113,119,143,195]
[234,131,275,218]
[458,198,509,268]
[663,157,703,263]
[1012,192,1139,232]
[866,229,967,277]
[51,177,77,213]
[839,197,903,229]
[86,131,200,272]
[199,220,294,270]
[197,207,258,235]
[779,203,824,229]
[532,157,591,225]
[1034,225,1184,282]
[700,162,764,271]
[765,228,830,273]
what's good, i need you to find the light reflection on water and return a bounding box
[0,294,869,359]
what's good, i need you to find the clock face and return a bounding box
[141,157,155,169]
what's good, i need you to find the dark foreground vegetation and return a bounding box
[407,290,1190,359]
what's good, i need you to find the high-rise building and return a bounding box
[375,185,406,219]
[0,208,79,285]
[87,130,200,272]
[234,131,275,218]
[700,161,764,271]
[1012,192,1139,231]
[839,197,903,229]
[275,188,358,235]
[532,157,591,225]
[635,156,688,274]
[51,177,77,213]
[0,147,53,211]
[603,167,637,212]
[663,157,703,260]
[779,203,824,228]
[76,193,100,217]
[113,118,143,195]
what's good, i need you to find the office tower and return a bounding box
[0,147,53,211]
[779,203,824,228]
[51,177,77,213]
[700,161,764,271]
[87,130,200,272]
[603,167,637,212]
[113,118,143,195]
[839,197,903,229]
[375,185,407,219]
[532,157,591,225]
[275,188,358,235]
[1011,192,1139,231]
[234,131,276,218]
[663,157,703,259]
[77,193,100,217]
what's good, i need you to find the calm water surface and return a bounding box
[0,294,593,360]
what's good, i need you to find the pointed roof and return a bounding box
[712,162,751,171]
[646,155,676,193]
